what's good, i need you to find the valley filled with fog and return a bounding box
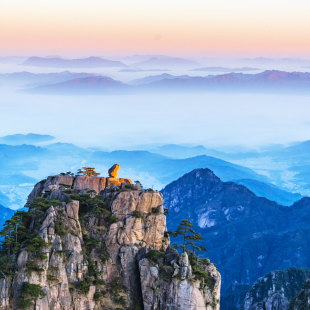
[1,55,310,210]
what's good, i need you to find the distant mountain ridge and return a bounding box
[190,67,259,72]
[0,71,100,87]
[0,133,54,144]
[24,70,310,95]
[22,56,127,68]
[25,76,131,95]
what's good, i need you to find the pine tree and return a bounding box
[168,219,205,253]
[77,167,100,177]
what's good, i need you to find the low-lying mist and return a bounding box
[1,87,310,150]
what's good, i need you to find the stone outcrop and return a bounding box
[0,173,221,310]
[108,164,120,178]
[241,267,310,310]
[289,276,310,310]
[26,172,133,206]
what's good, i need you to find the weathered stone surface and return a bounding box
[106,177,133,187]
[111,191,163,217]
[66,200,79,219]
[108,163,120,178]
[73,175,106,193]
[241,267,309,310]
[0,279,9,309]
[179,252,189,267]
[26,179,45,205]
[4,175,220,310]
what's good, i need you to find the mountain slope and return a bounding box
[161,168,310,301]
[0,133,54,145]
[0,71,99,87]
[22,56,127,68]
[241,267,310,310]
[91,150,269,185]
[25,76,132,95]
[235,178,302,206]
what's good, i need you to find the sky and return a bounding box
[1,0,310,58]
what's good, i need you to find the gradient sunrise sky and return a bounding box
[1,0,310,57]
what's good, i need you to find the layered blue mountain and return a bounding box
[234,179,302,206]
[90,150,268,185]
[190,67,259,72]
[0,133,54,145]
[161,168,310,307]
[0,71,100,87]
[22,56,127,68]
[25,70,310,95]
[25,76,131,95]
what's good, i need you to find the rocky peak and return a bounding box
[0,166,220,310]
[241,267,310,310]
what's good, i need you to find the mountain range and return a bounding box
[190,67,259,72]
[22,56,127,68]
[0,71,101,87]
[0,133,54,144]
[23,70,310,95]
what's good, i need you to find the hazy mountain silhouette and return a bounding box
[190,66,259,72]
[0,133,54,145]
[22,56,127,68]
[25,76,132,95]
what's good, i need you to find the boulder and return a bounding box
[108,164,120,178]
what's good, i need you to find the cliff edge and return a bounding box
[0,168,220,310]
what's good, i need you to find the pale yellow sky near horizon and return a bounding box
[1,0,310,57]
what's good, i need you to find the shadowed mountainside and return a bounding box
[161,168,310,308]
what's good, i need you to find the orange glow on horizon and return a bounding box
[1,0,310,57]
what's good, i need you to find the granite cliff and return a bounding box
[241,267,310,310]
[0,167,220,310]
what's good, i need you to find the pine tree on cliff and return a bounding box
[77,167,100,177]
[169,219,205,253]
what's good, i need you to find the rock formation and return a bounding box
[289,276,310,310]
[241,267,310,310]
[0,170,220,310]
[108,164,120,178]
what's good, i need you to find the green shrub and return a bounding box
[151,207,160,215]
[193,270,210,283]
[76,278,92,294]
[94,207,111,217]
[63,189,72,194]
[132,210,144,219]
[19,282,46,310]
[109,277,124,293]
[107,216,118,225]
[145,250,164,262]
[25,262,44,273]
[27,237,48,257]
[117,296,127,306]
[159,266,173,283]
[94,279,106,286]
[55,220,66,237]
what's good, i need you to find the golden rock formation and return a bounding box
[108,164,120,178]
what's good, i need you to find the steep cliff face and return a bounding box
[0,173,220,310]
[241,267,310,310]
[288,276,310,310]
